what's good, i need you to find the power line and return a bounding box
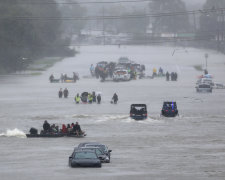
[0,7,224,21]
[9,0,152,5]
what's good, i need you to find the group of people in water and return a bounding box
[151,67,178,81]
[152,67,164,77]
[74,92,118,104]
[74,91,101,104]
[166,72,178,81]
[58,88,69,98]
[49,72,79,83]
[91,61,146,81]
[42,120,84,136]
[60,72,79,82]
[57,89,119,104]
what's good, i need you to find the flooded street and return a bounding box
[1,45,225,180]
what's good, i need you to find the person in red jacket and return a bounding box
[61,124,67,133]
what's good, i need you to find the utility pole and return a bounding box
[222,10,225,53]
[193,12,197,33]
[217,13,220,52]
[221,11,224,41]
[102,6,105,45]
[205,53,208,70]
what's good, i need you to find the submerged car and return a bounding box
[130,104,147,120]
[196,83,212,93]
[113,69,131,81]
[161,102,178,117]
[69,150,101,168]
[77,147,110,163]
[78,142,112,161]
[118,57,131,64]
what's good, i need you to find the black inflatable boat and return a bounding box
[26,133,86,138]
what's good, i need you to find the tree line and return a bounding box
[97,0,225,51]
[0,0,224,73]
[0,0,85,73]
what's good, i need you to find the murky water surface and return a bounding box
[0,46,225,180]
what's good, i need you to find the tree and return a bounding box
[0,0,78,73]
[0,3,35,72]
[198,0,225,51]
[118,9,149,34]
[60,2,87,35]
[149,0,190,34]
[199,0,225,37]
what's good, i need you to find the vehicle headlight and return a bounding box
[105,157,109,160]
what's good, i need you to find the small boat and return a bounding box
[50,79,60,83]
[64,79,75,83]
[26,132,86,138]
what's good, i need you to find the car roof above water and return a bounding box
[74,149,96,153]
[80,147,102,150]
[131,104,147,107]
[163,101,177,104]
[78,142,104,148]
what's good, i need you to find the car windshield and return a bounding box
[164,103,177,110]
[74,152,98,159]
[81,148,104,155]
[119,57,129,61]
[130,106,146,114]
[85,144,107,152]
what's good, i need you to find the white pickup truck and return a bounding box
[196,83,212,93]
[113,69,131,81]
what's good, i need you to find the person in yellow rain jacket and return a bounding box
[75,93,80,104]
[153,68,157,77]
[88,93,93,104]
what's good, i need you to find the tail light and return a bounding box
[166,110,168,112]
[172,110,174,112]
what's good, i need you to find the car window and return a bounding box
[86,144,107,152]
[74,152,97,159]
[96,149,104,155]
